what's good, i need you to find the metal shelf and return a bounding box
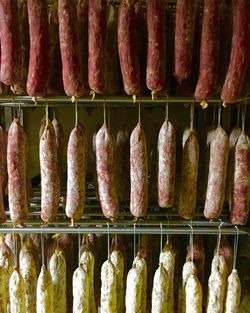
[0,95,249,108]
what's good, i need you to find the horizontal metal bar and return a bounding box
[0,95,249,108]
[0,225,247,235]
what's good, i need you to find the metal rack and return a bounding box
[0,95,249,108]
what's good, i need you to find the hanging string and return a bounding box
[242,100,247,132]
[212,105,216,124]
[190,100,194,131]
[160,223,163,253]
[188,223,194,262]
[114,234,118,247]
[78,227,81,264]
[166,215,170,244]
[40,227,45,266]
[166,96,169,121]
[217,102,222,127]
[103,100,107,126]
[107,223,110,260]
[216,220,224,256]
[75,99,78,126]
[53,108,56,121]
[236,105,240,128]
[12,227,17,268]
[45,104,49,126]
[138,101,141,124]
[233,226,239,270]
[133,223,136,259]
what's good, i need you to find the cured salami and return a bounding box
[27,0,50,97]
[58,0,86,97]
[0,0,20,86]
[7,119,28,225]
[151,264,169,313]
[66,122,87,221]
[224,269,241,313]
[72,265,89,313]
[204,126,229,220]
[178,129,199,219]
[230,131,250,225]
[100,260,117,313]
[174,0,197,81]
[157,119,176,208]
[9,269,26,313]
[0,127,6,224]
[96,124,119,221]
[88,0,107,95]
[0,266,7,312]
[125,264,143,313]
[194,0,220,103]
[221,0,250,104]
[40,120,60,223]
[130,123,148,218]
[36,265,53,313]
[146,0,166,98]
[118,0,140,99]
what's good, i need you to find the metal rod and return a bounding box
[0,95,249,108]
[0,226,247,235]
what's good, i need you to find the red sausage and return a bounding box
[0,128,6,224]
[130,123,148,218]
[106,3,121,95]
[0,0,20,86]
[146,0,166,98]
[230,131,250,225]
[157,119,176,208]
[178,129,199,219]
[174,0,197,81]
[221,0,249,104]
[40,121,60,223]
[13,0,29,94]
[77,0,89,92]
[118,0,140,98]
[58,0,86,97]
[66,122,88,221]
[26,0,50,97]
[96,124,119,221]
[204,126,229,220]
[88,0,107,95]
[7,119,28,225]
[194,0,220,102]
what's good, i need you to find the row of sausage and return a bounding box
[0,233,247,313]
[0,105,249,225]
[0,0,249,104]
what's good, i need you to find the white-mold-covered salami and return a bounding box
[0,266,7,313]
[182,260,197,313]
[101,259,117,313]
[49,248,67,313]
[80,247,96,313]
[185,274,202,313]
[72,264,89,313]
[36,265,53,313]
[125,265,143,313]
[132,255,147,313]
[110,248,125,313]
[19,239,37,313]
[224,269,241,313]
[206,268,225,313]
[151,263,169,313]
[159,242,175,313]
[9,269,26,313]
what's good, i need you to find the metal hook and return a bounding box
[216,219,224,256]
[133,223,136,259]
[233,226,239,270]
[166,215,170,244]
[160,223,163,252]
[40,226,45,266]
[78,226,81,264]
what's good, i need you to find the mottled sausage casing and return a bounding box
[66,122,88,221]
[58,0,86,97]
[174,0,197,81]
[231,131,250,225]
[157,119,176,208]
[178,129,199,219]
[0,128,6,224]
[37,265,53,313]
[221,0,249,104]
[77,0,89,92]
[96,124,119,221]
[88,0,107,94]
[118,0,141,97]
[224,269,241,313]
[151,264,169,313]
[7,119,28,225]
[40,121,60,223]
[27,0,50,96]
[0,0,20,86]
[194,0,220,102]
[204,126,229,220]
[101,260,117,313]
[146,0,166,97]
[130,123,148,218]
